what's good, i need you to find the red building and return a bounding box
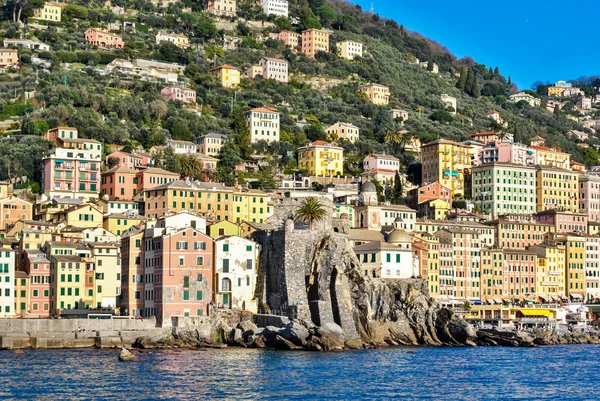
[23,249,52,317]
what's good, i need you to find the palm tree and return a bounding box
[294,197,327,230]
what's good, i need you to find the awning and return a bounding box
[538,295,549,302]
[571,294,583,299]
[519,309,554,318]
[55,159,65,163]
[488,299,496,305]
[560,295,569,301]
[443,169,451,175]
[494,298,503,304]
[527,150,534,155]
[551,295,560,302]
[451,171,458,176]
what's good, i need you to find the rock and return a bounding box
[237,320,258,334]
[344,339,364,349]
[232,329,243,342]
[250,336,266,348]
[447,319,477,344]
[279,322,310,346]
[118,348,139,362]
[274,335,302,350]
[262,326,282,346]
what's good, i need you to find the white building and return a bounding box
[214,236,260,312]
[325,121,360,143]
[577,96,592,110]
[440,94,457,115]
[155,31,189,48]
[244,107,280,143]
[509,92,541,107]
[261,0,288,17]
[363,153,400,173]
[3,39,50,51]
[167,138,197,154]
[353,228,415,279]
[0,249,16,317]
[585,236,600,302]
[259,57,288,83]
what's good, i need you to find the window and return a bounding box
[246,245,252,252]
[223,259,230,273]
[197,257,204,266]
[183,290,190,301]
[247,259,253,270]
[223,244,229,252]
[183,276,190,288]
[197,274,203,282]
[196,291,203,301]
[97,285,102,293]
[179,257,185,266]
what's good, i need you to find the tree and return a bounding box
[294,197,327,230]
[161,147,181,174]
[257,163,278,190]
[465,68,475,96]
[457,66,467,90]
[232,110,252,159]
[179,154,203,179]
[392,171,404,204]
[427,60,433,72]
[494,66,499,75]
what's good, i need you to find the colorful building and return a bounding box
[336,40,363,60]
[14,271,29,317]
[44,241,88,314]
[421,139,471,197]
[0,197,33,232]
[244,107,280,143]
[155,31,190,48]
[101,166,138,201]
[407,182,453,211]
[325,122,360,143]
[530,242,566,302]
[298,141,344,177]
[531,146,571,169]
[84,28,124,48]
[578,172,600,222]
[106,151,145,169]
[548,233,585,300]
[23,249,51,317]
[535,165,578,213]
[277,31,299,49]
[534,209,587,234]
[120,226,143,317]
[135,167,180,194]
[0,249,15,317]
[208,0,236,17]
[214,236,259,311]
[33,2,63,22]
[207,220,243,238]
[0,48,18,69]
[197,133,228,157]
[471,162,536,217]
[359,83,390,105]
[354,229,414,279]
[103,213,145,237]
[259,57,288,83]
[584,235,600,302]
[160,87,196,104]
[209,64,241,88]
[484,215,554,250]
[87,242,121,309]
[301,29,330,59]
[232,189,272,224]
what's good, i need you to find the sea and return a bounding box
[1,346,598,400]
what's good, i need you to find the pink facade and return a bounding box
[479,142,535,166]
[259,57,288,83]
[23,250,51,318]
[534,210,588,233]
[579,174,600,222]
[502,250,537,298]
[408,182,452,209]
[101,166,138,200]
[471,131,500,143]
[84,28,124,48]
[278,31,299,49]
[135,168,180,194]
[150,228,213,326]
[43,154,100,197]
[106,151,143,169]
[0,197,32,231]
[160,87,196,104]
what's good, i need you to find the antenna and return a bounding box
[370,2,374,13]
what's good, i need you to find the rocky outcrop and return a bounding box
[118,347,140,361]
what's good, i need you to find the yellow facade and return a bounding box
[480,248,503,302]
[359,84,390,105]
[533,147,570,169]
[298,141,344,177]
[420,139,471,197]
[232,190,272,224]
[547,87,564,97]
[336,40,363,60]
[33,2,63,22]
[550,234,586,297]
[301,29,330,59]
[535,166,578,213]
[425,236,440,297]
[210,65,241,88]
[103,214,145,237]
[531,244,566,298]
[14,272,30,317]
[88,243,120,309]
[62,205,104,228]
[207,220,243,238]
[52,255,87,312]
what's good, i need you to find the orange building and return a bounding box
[101,166,138,200]
[0,197,33,232]
[301,29,330,59]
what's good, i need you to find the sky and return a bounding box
[353,0,599,90]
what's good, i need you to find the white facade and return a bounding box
[336,40,363,60]
[0,250,15,317]
[259,57,288,83]
[167,138,197,154]
[214,236,260,312]
[82,227,118,243]
[353,241,414,279]
[3,39,50,51]
[363,153,400,173]
[245,108,280,143]
[156,212,207,235]
[441,94,457,115]
[585,236,600,302]
[261,0,288,17]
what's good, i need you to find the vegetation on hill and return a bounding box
[0,0,598,193]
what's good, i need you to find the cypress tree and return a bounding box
[465,68,475,96]
[457,66,468,90]
[488,67,493,75]
[508,76,512,86]
[494,66,499,75]
[393,171,404,204]
[427,60,433,71]
[472,78,481,98]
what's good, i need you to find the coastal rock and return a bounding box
[118,348,139,361]
[274,335,302,351]
[279,322,310,346]
[344,338,365,349]
[237,320,258,334]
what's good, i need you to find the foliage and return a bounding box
[294,197,327,230]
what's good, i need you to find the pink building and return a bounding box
[534,210,588,234]
[579,173,600,222]
[278,30,299,49]
[84,28,124,48]
[471,131,500,144]
[106,151,144,169]
[0,197,33,232]
[145,227,213,326]
[501,250,537,299]
[407,182,452,210]
[23,249,52,318]
[160,87,196,104]
[135,167,180,194]
[259,57,288,83]
[479,142,535,166]
[101,166,138,200]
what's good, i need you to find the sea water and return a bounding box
[1,345,598,400]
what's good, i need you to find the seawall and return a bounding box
[0,318,166,350]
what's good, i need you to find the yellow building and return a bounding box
[103,213,146,237]
[547,86,564,97]
[53,204,104,228]
[547,233,585,299]
[301,29,330,59]
[208,220,243,238]
[359,83,390,105]
[530,242,566,300]
[336,40,363,60]
[535,166,578,213]
[87,243,120,309]
[480,248,503,302]
[232,190,272,224]
[209,64,241,88]
[141,180,233,221]
[298,141,344,177]
[33,2,63,22]
[155,31,190,48]
[420,139,471,197]
[532,146,571,169]
[14,271,30,317]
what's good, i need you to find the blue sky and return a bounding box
[353,0,598,89]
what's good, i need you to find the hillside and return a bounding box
[0,0,598,191]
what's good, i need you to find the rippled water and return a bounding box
[1,346,599,400]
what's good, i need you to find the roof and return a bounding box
[53,255,85,262]
[529,146,567,154]
[15,271,29,279]
[328,121,359,129]
[199,133,228,139]
[45,241,77,248]
[299,141,343,150]
[103,166,137,174]
[246,107,280,114]
[366,153,400,161]
[137,167,180,176]
[261,56,288,64]
[353,241,411,252]
[209,64,241,72]
[144,180,233,192]
[422,139,469,147]
[486,110,499,114]
[349,228,385,242]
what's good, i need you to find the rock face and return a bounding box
[118,348,139,361]
[252,199,477,349]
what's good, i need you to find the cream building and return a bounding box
[326,122,360,143]
[336,40,363,60]
[244,107,280,143]
[155,31,190,48]
[33,2,63,22]
[301,29,330,59]
[359,83,390,105]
